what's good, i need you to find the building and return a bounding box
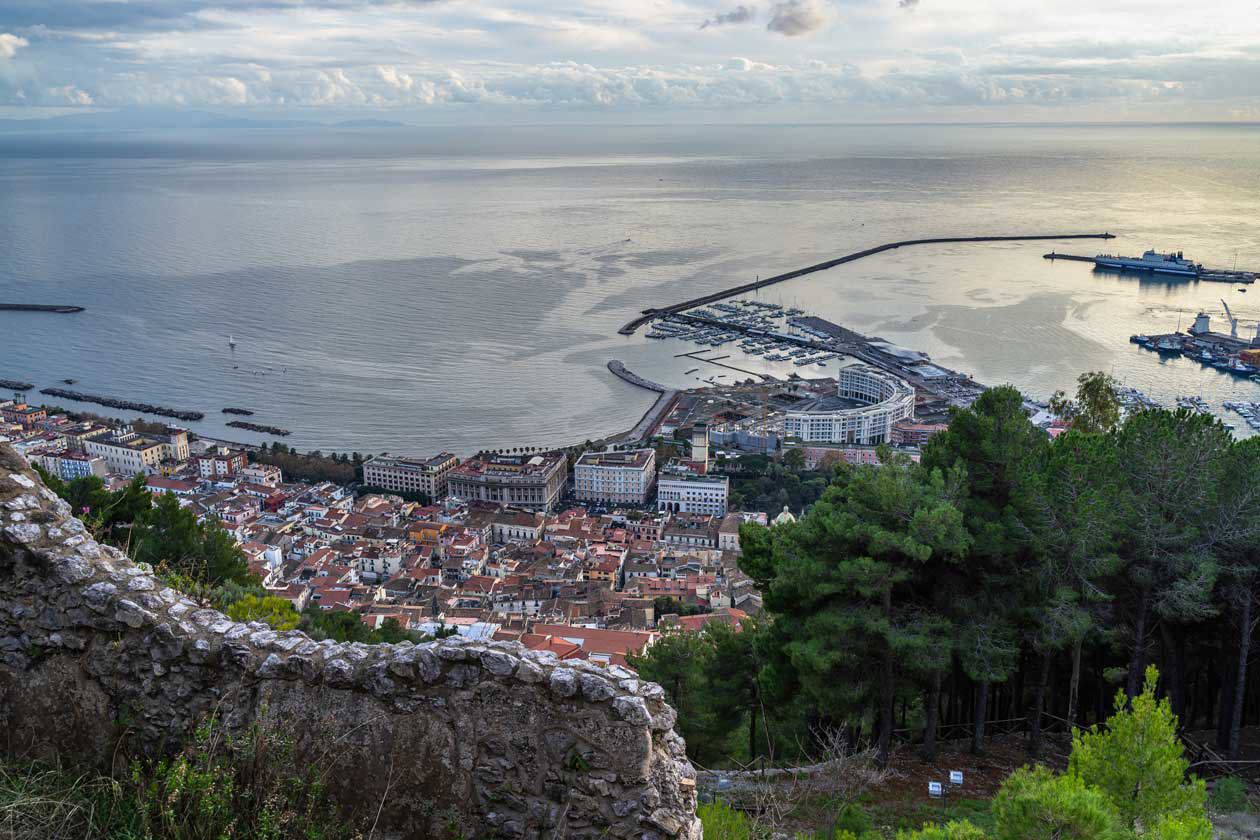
[362,453,458,499]
[83,427,168,476]
[447,452,568,512]
[717,511,768,552]
[0,399,47,430]
[656,461,729,517]
[239,463,283,487]
[783,365,915,445]
[196,447,248,478]
[150,427,190,462]
[39,451,107,481]
[891,419,949,447]
[573,449,657,505]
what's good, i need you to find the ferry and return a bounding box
[1094,249,1201,278]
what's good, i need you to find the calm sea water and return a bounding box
[2,123,1259,454]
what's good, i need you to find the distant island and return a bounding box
[0,110,410,133]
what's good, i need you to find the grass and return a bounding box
[0,717,366,840]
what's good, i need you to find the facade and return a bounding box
[784,365,915,445]
[41,451,107,481]
[196,447,248,478]
[447,452,568,512]
[362,453,459,499]
[1,400,47,429]
[84,427,168,476]
[239,463,283,487]
[891,420,949,447]
[656,461,729,517]
[573,449,657,505]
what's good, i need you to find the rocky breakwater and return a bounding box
[0,443,699,840]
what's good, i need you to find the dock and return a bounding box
[1044,252,1256,284]
[619,232,1115,335]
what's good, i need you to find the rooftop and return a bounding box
[575,449,654,469]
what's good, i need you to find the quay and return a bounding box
[1044,252,1256,284]
[619,232,1115,335]
[0,304,85,314]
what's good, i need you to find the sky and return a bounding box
[1,0,1259,122]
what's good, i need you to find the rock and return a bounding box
[481,650,517,677]
[580,673,616,702]
[550,668,579,698]
[612,696,652,725]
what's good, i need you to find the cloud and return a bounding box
[898,0,919,9]
[0,34,30,60]
[766,0,829,37]
[701,5,756,29]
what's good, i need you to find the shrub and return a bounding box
[1068,665,1208,834]
[1209,777,1249,815]
[991,766,1123,840]
[699,800,754,840]
[895,820,989,840]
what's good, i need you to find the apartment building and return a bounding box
[573,449,656,505]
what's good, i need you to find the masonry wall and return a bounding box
[0,445,700,840]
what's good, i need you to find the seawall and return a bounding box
[0,444,699,839]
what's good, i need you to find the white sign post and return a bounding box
[949,770,964,787]
[928,781,943,798]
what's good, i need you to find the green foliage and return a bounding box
[654,595,706,617]
[300,608,425,645]
[1049,371,1122,434]
[1069,666,1209,834]
[729,461,831,517]
[740,450,969,758]
[251,445,359,485]
[1209,777,1249,814]
[226,594,301,631]
[0,720,361,839]
[991,766,1123,840]
[697,800,754,840]
[133,492,253,587]
[34,468,152,547]
[895,820,989,840]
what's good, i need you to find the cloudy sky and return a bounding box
[1,0,1258,121]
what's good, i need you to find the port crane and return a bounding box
[1221,299,1240,338]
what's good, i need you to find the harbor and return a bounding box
[620,232,1116,335]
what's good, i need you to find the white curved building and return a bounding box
[783,365,915,445]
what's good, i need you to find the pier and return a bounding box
[0,304,85,314]
[619,233,1115,335]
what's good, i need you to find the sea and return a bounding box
[2,122,1259,454]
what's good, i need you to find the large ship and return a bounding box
[1094,249,1201,278]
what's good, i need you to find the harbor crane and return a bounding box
[1221,299,1240,338]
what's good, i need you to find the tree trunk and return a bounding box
[1230,587,1253,760]
[1159,623,1185,720]
[922,671,941,761]
[1127,593,1150,700]
[1027,650,1052,758]
[1217,655,1237,752]
[749,702,759,761]
[877,645,895,767]
[971,680,989,755]
[1068,635,1084,728]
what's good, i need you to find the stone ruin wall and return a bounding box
[0,444,700,839]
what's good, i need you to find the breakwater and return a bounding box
[619,232,1116,335]
[225,420,291,436]
[0,304,84,314]
[0,379,34,392]
[37,388,204,421]
[222,407,255,416]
